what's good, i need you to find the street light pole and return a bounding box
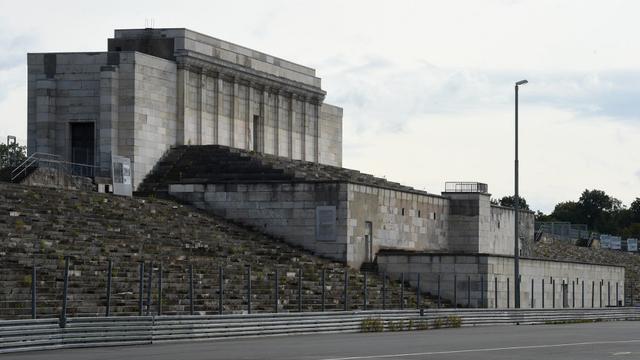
[514,79,527,309]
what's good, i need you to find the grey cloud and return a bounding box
[323,57,640,136]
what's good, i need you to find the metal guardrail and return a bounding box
[1,308,639,354]
[10,152,98,182]
[444,182,489,193]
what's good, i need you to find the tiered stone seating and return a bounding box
[137,145,428,196]
[0,182,435,320]
[533,241,639,304]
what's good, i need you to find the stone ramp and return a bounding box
[137,145,427,196]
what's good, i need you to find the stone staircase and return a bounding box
[533,240,640,305]
[137,145,428,197]
[0,182,438,320]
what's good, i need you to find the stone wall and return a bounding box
[378,252,625,308]
[347,184,449,268]
[28,29,345,189]
[319,104,343,167]
[169,182,350,262]
[444,192,534,256]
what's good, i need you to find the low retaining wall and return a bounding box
[1,308,639,354]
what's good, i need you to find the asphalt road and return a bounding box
[4,322,640,360]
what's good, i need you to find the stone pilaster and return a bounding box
[273,89,280,156]
[301,96,307,161]
[288,93,294,159]
[98,65,119,177]
[231,78,239,148]
[176,65,187,145]
[34,79,57,155]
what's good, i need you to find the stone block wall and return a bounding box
[319,104,343,167]
[378,253,625,308]
[347,184,449,268]
[169,182,349,261]
[487,205,535,256]
[444,192,534,256]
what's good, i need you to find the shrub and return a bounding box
[361,317,384,332]
[447,315,462,328]
[433,317,444,329]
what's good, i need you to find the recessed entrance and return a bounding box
[70,122,95,177]
[364,221,373,262]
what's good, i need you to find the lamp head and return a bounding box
[516,79,528,86]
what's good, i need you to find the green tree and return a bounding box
[0,141,26,169]
[578,189,621,233]
[550,201,583,224]
[498,195,530,210]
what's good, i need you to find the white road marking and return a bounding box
[612,352,632,356]
[318,339,640,360]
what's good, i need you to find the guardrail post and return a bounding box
[363,272,368,310]
[416,273,421,309]
[480,275,484,308]
[467,275,471,308]
[158,263,163,316]
[552,280,556,308]
[494,277,498,308]
[321,269,325,312]
[436,274,440,309]
[247,265,252,314]
[631,282,635,306]
[31,262,37,319]
[189,264,194,315]
[591,281,594,308]
[138,262,144,316]
[146,262,153,315]
[298,268,303,312]
[616,282,619,306]
[60,256,69,328]
[343,270,349,311]
[507,277,510,309]
[600,280,603,307]
[106,259,112,317]
[274,269,279,313]
[530,278,534,308]
[400,273,404,310]
[382,272,386,310]
[581,280,584,308]
[453,275,457,308]
[608,281,610,307]
[572,280,575,308]
[218,266,223,315]
[542,279,545,308]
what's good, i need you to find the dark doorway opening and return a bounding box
[70,122,95,177]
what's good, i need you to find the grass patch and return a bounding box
[361,317,384,332]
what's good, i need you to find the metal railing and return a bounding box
[444,182,489,193]
[10,152,98,182]
[1,308,640,354]
[1,258,635,322]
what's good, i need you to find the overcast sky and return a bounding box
[1,0,639,213]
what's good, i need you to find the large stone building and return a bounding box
[25,28,624,308]
[28,28,343,190]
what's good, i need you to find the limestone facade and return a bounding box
[169,178,535,269]
[378,253,625,308]
[27,28,343,189]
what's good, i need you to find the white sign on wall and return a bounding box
[112,155,132,197]
[627,238,638,252]
[600,235,610,249]
[610,236,622,250]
